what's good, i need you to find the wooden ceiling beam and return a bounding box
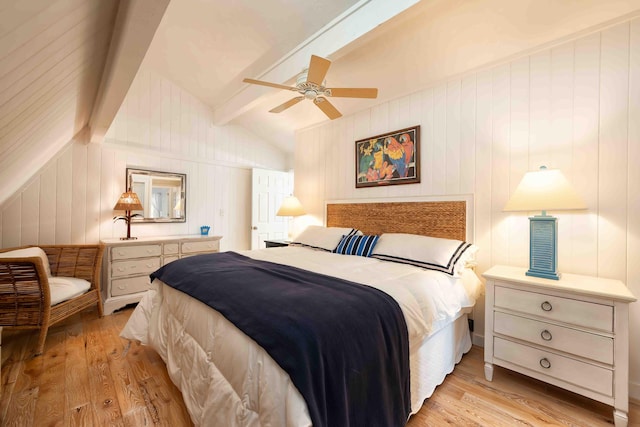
[88,0,170,144]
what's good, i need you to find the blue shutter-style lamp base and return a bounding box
[526,211,560,280]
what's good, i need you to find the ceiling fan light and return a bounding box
[304,90,317,100]
[296,71,308,87]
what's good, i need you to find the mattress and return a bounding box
[121,246,481,426]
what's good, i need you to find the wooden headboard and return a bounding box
[326,197,471,242]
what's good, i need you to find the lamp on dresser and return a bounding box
[113,189,144,240]
[504,166,586,279]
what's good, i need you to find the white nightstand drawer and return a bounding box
[111,276,151,297]
[111,244,162,260]
[181,240,219,254]
[494,285,613,332]
[164,243,179,255]
[494,337,612,396]
[494,311,613,364]
[111,257,161,278]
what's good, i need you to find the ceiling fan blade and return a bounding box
[306,55,331,85]
[243,78,297,91]
[269,96,305,113]
[326,87,378,99]
[314,97,342,120]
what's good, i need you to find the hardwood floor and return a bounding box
[1,306,638,426]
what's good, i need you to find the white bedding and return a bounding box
[121,246,481,426]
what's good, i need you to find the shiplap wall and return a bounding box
[0,0,119,205]
[0,65,288,251]
[295,18,640,397]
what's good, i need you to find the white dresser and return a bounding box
[101,235,222,315]
[483,265,636,427]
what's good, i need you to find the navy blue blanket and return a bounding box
[151,251,410,427]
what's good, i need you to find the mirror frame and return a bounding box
[126,167,187,223]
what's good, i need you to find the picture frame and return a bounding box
[355,125,420,188]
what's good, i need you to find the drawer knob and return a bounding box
[541,301,553,311]
[539,358,551,369]
[540,330,553,341]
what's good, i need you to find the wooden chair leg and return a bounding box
[96,299,104,317]
[35,325,48,356]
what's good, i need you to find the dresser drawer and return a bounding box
[111,244,162,260]
[163,256,179,265]
[494,337,612,396]
[111,276,151,297]
[164,243,179,255]
[494,285,613,332]
[111,257,160,278]
[181,240,219,254]
[494,311,613,364]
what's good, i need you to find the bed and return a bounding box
[121,197,481,426]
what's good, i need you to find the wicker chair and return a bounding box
[0,244,104,355]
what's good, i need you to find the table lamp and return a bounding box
[276,196,306,217]
[113,189,144,240]
[276,196,306,239]
[504,166,586,280]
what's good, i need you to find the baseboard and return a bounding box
[472,332,484,347]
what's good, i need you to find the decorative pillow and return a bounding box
[334,234,380,257]
[371,233,478,276]
[0,246,52,277]
[291,226,360,252]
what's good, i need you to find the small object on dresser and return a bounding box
[113,188,144,240]
[200,226,210,236]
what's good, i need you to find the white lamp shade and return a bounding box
[504,167,587,212]
[276,196,306,216]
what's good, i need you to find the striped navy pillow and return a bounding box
[334,234,380,257]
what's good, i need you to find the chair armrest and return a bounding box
[0,257,50,326]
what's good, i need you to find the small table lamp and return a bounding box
[504,166,586,280]
[113,189,144,240]
[276,196,306,217]
[276,196,306,239]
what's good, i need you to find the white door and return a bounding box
[251,168,292,249]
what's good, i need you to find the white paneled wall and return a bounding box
[1,66,288,251]
[0,0,119,205]
[295,18,640,397]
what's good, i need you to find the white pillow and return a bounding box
[291,225,360,252]
[48,277,90,306]
[371,233,478,277]
[0,247,52,277]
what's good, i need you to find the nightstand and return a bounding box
[264,239,290,248]
[483,265,636,427]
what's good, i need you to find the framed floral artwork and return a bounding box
[355,125,420,188]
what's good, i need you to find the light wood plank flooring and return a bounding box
[1,306,638,426]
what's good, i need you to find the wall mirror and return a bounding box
[126,167,186,223]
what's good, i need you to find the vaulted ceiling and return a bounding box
[141,0,421,152]
[2,0,640,206]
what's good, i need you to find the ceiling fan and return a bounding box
[243,55,378,120]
